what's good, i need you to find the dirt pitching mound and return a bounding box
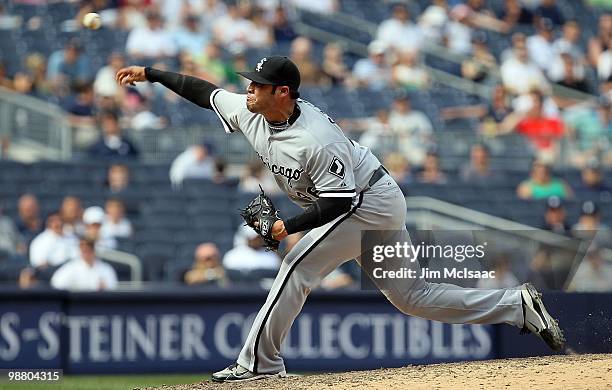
[150,354,612,390]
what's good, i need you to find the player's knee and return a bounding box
[282,240,306,266]
[291,268,320,291]
[388,295,418,315]
[387,282,431,315]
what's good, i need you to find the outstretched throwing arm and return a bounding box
[116,66,218,109]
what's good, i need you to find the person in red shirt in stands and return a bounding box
[499,89,564,162]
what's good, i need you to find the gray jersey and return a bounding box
[210,89,381,208]
[207,90,530,378]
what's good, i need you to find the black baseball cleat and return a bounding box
[211,363,286,383]
[520,283,566,351]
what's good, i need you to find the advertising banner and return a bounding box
[0,290,494,373]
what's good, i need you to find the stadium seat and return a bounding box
[176,243,199,260]
[115,238,138,255]
[190,217,234,232]
[163,258,193,282]
[140,199,185,215]
[134,228,177,245]
[137,242,178,281]
[141,213,189,230]
[226,268,275,285]
[0,253,28,282]
[182,179,237,201]
[186,199,234,215]
[105,260,133,282]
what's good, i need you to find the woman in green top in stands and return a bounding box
[517,160,574,200]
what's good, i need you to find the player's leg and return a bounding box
[359,181,565,351]
[213,196,371,382]
[369,236,565,350]
[234,200,367,376]
[213,179,564,382]
[228,185,416,378]
[219,181,524,381]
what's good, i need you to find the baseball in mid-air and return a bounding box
[83,12,102,30]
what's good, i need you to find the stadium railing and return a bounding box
[0,87,71,160]
[97,248,143,286]
[405,195,612,289]
[125,127,257,164]
[295,6,597,102]
[0,86,259,164]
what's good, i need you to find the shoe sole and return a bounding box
[525,283,566,351]
[211,372,286,383]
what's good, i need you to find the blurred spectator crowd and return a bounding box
[0,155,609,292]
[0,0,612,292]
[0,158,360,291]
[0,0,611,168]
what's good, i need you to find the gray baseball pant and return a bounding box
[237,176,524,374]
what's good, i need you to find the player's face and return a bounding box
[246,82,275,113]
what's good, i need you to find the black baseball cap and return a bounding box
[237,56,301,92]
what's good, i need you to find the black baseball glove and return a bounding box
[240,186,281,251]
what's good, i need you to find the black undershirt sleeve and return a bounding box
[144,67,218,110]
[284,197,353,235]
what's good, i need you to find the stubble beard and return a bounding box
[246,101,258,113]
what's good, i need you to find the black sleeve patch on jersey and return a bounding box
[328,156,346,179]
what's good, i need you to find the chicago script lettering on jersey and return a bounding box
[209,89,378,208]
[257,153,303,186]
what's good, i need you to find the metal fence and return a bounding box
[0,88,259,164]
[0,88,70,160]
[405,196,612,291]
[125,126,258,164]
[0,86,582,168]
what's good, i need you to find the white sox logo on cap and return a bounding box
[256,57,268,72]
[237,56,301,92]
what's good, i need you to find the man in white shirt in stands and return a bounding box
[223,226,280,271]
[352,40,392,91]
[376,3,421,53]
[527,18,556,72]
[388,95,434,165]
[125,10,178,60]
[169,142,215,188]
[501,37,550,95]
[291,0,338,14]
[29,211,78,269]
[100,198,133,239]
[51,237,118,291]
[83,206,117,250]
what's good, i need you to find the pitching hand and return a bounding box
[116,66,147,86]
[253,220,287,241]
[271,220,288,241]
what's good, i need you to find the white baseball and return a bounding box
[83,12,102,30]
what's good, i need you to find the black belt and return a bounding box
[368,165,389,187]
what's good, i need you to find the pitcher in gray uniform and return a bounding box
[116,56,565,382]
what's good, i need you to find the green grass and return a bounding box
[2,374,210,390]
